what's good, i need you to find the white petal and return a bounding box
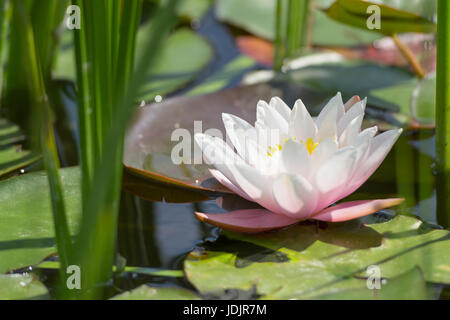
[288,99,317,141]
[196,133,277,209]
[348,128,403,192]
[232,161,278,211]
[310,137,338,169]
[337,97,366,136]
[313,147,358,212]
[209,169,252,201]
[339,114,363,146]
[316,92,345,129]
[315,147,357,194]
[316,104,338,142]
[222,113,256,162]
[279,140,312,179]
[255,120,281,151]
[257,100,289,135]
[272,173,317,219]
[244,138,273,170]
[269,96,291,122]
[352,126,377,146]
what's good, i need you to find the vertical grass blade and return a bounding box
[11,0,73,288]
[273,0,310,71]
[436,0,450,228]
[273,0,284,71]
[73,0,179,299]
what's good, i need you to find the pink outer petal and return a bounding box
[209,169,253,202]
[312,198,404,222]
[195,209,299,233]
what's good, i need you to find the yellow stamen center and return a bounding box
[305,137,319,155]
[266,137,318,157]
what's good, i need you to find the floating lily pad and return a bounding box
[324,0,436,36]
[185,215,450,299]
[54,27,213,101]
[0,167,81,273]
[315,267,429,300]
[0,119,40,178]
[111,285,201,300]
[0,274,49,300]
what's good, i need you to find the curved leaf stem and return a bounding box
[392,33,425,79]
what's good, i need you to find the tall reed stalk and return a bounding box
[436,0,450,228]
[273,0,310,71]
[10,0,73,292]
[72,0,179,299]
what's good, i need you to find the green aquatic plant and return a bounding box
[436,0,450,228]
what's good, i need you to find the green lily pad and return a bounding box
[111,285,201,300]
[0,118,40,178]
[324,0,436,36]
[185,215,450,299]
[0,167,81,273]
[136,26,213,101]
[315,267,429,299]
[283,60,435,126]
[0,274,49,300]
[54,27,213,101]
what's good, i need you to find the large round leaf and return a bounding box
[315,267,429,299]
[184,215,450,299]
[0,167,81,273]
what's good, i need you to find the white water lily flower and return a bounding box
[194,93,404,233]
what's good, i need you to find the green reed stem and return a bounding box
[12,0,73,285]
[273,0,310,71]
[286,0,310,56]
[0,0,7,89]
[273,0,284,71]
[72,0,179,299]
[436,0,450,228]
